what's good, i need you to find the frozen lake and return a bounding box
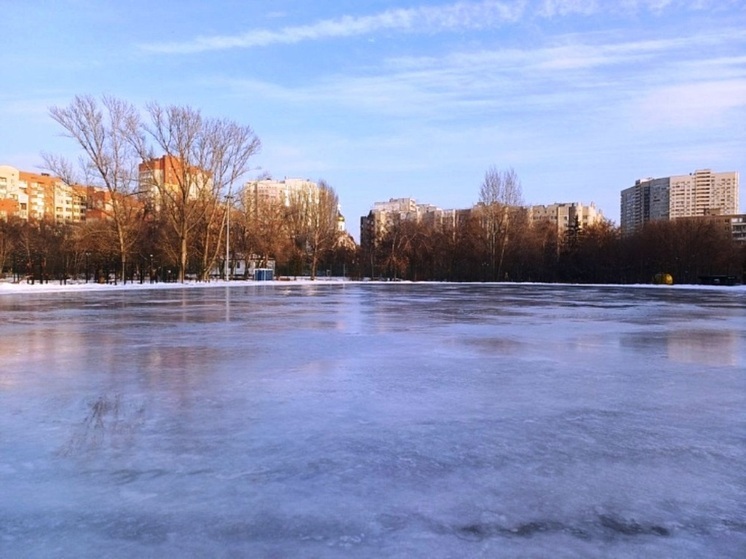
[1,282,745,558]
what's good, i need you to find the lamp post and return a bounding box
[225,194,234,281]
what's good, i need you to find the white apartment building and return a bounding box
[669,169,739,219]
[0,165,28,219]
[621,169,740,235]
[363,198,604,250]
[371,197,452,224]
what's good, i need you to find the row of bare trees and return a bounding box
[0,179,355,284]
[364,211,744,283]
[5,207,739,285]
[362,167,745,284]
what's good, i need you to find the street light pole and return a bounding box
[225,194,233,281]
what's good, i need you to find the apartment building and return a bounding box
[669,169,739,219]
[53,182,89,223]
[138,155,212,204]
[244,177,319,208]
[621,169,739,235]
[360,197,448,251]
[0,165,27,219]
[530,202,604,236]
[710,214,746,243]
[243,177,348,234]
[620,177,670,234]
[0,165,97,223]
[360,198,478,259]
[728,215,746,243]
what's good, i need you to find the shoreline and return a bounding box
[1,277,744,296]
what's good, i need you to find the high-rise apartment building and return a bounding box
[620,169,739,235]
[620,177,670,235]
[669,169,739,219]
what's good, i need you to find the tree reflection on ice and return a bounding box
[59,394,145,457]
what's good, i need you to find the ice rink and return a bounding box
[1,282,745,557]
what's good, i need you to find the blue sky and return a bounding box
[2,0,745,239]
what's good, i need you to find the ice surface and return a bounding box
[1,282,745,558]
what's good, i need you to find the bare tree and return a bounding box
[132,103,260,282]
[240,184,291,272]
[0,218,13,276]
[46,94,144,282]
[477,166,523,280]
[305,180,340,279]
[198,118,261,280]
[281,180,342,279]
[285,185,311,276]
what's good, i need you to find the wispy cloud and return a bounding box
[140,0,730,55]
[141,1,522,54]
[637,79,746,128]
[213,28,744,122]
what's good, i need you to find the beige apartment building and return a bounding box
[360,197,456,251]
[361,197,602,255]
[243,177,347,233]
[244,177,319,208]
[530,202,604,236]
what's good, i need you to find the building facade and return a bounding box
[530,202,605,236]
[138,155,212,206]
[621,169,739,235]
[243,177,348,233]
[0,165,26,220]
[243,177,319,209]
[0,165,100,223]
[669,169,739,219]
[620,177,670,235]
[362,197,606,254]
[360,197,455,255]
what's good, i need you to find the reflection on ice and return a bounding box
[668,330,741,366]
[0,283,744,557]
[58,395,146,458]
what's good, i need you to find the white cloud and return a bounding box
[139,0,728,55]
[211,26,744,127]
[141,1,525,54]
[636,79,746,127]
[537,0,599,18]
